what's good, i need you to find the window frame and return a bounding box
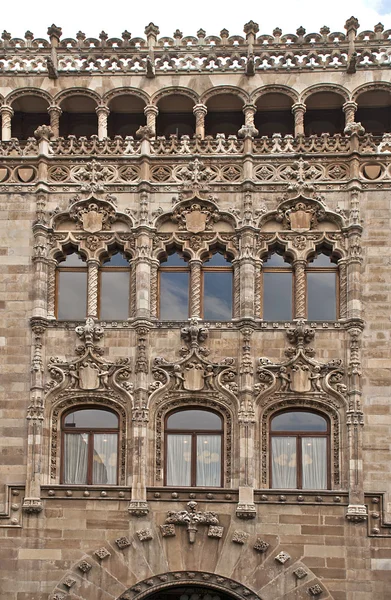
[201,252,233,320]
[269,409,331,490]
[261,251,294,320]
[306,252,339,321]
[61,407,120,485]
[164,408,224,488]
[98,252,131,320]
[55,252,88,320]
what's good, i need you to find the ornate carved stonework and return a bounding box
[165,501,220,543]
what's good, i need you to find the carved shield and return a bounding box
[185,211,207,233]
[17,167,35,183]
[290,366,311,393]
[184,364,204,391]
[82,210,103,233]
[289,210,311,231]
[0,168,8,182]
[79,364,100,390]
[363,164,381,180]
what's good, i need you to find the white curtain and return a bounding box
[93,434,118,484]
[196,435,221,487]
[302,437,327,489]
[271,437,297,488]
[166,434,191,486]
[64,433,88,484]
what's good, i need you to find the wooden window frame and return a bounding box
[164,408,224,488]
[269,409,331,490]
[201,256,233,320]
[55,255,88,320]
[61,408,119,485]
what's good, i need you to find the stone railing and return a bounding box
[0,133,390,158]
[0,19,390,74]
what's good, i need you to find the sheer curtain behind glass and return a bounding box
[302,437,327,489]
[271,437,297,488]
[196,435,221,486]
[166,434,191,486]
[93,434,118,484]
[64,433,88,484]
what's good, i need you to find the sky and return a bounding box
[1,0,391,40]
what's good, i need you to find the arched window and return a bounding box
[270,410,329,489]
[159,252,190,320]
[165,409,223,487]
[307,252,338,321]
[62,408,119,485]
[99,252,130,320]
[202,252,233,320]
[56,253,87,320]
[262,252,293,320]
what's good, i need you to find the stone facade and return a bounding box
[0,17,391,600]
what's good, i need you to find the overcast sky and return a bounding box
[2,0,391,39]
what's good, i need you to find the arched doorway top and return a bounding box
[120,571,261,600]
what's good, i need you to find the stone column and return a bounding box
[193,103,207,139]
[47,259,57,319]
[189,259,202,318]
[87,260,99,318]
[150,258,159,319]
[1,105,14,141]
[96,104,110,140]
[32,227,49,319]
[242,103,258,136]
[293,259,306,318]
[134,233,152,319]
[292,102,306,137]
[232,259,241,319]
[254,258,263,318]
[238,231,256,318]
[23,324,46,514]
[144,104,159,135]
[48,105,62,138]
[338,258,348,319]
[343,101,357,131]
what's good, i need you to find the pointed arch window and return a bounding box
[202,252,233,320]
[99,252,130,320]
[165,409,223,487]
[62,408,119,485]
[56,252,87,320]
[262,252,293,320]
[307,252,338,321]
[159,252,190,320]
[270,410,329,489]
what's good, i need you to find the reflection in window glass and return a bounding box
[271,437,297,488]
[57,271,87,320]
[204,272,232,320]
[93,434,117,484]
[160,272,189,319]
[196,435,221,486]
[271,411,327,432]
[100,271,129,320]
[302,437,327,489]
[167,410,222,430]
[64,409,118,429]
[263,272,292,320]
[307,272,336,320]
[166,434,191,486]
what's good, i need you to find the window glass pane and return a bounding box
[64,433,88,484]
[167,410,222,430]
[307,272,336,320]
[93,433,118,484]
[57,271,87,320]
[196,435,221,486]
[271,411,327,432]
[302,437,327,489]
[59,253,85,266]
[264,253,289,267]
[308,253,334,267]
[166,434,191,486]
[160,271,189,319]
[204,253,230,266]
[162,253,188,267]
[263,272,292,320]
[271,437,297,488]
[103,253,129,267]
[203,271,232,320]
[64,409,118,429]
[100,271,129,319]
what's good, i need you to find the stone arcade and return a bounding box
[0,16,391,600]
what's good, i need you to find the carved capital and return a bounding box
[22,498,44,514]
[236,503,256,519]
[128,501,149,517]
[346,504,368,522]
